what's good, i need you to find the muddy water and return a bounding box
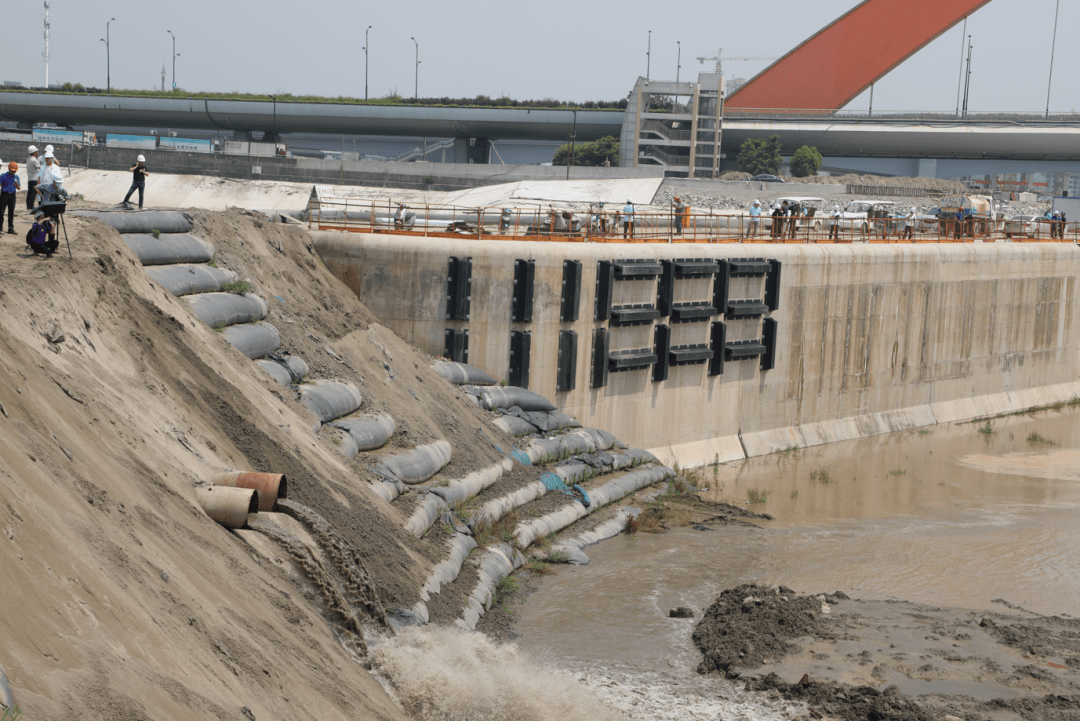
[515,407,1080,681]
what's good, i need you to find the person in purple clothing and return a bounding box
[0,161,21,234]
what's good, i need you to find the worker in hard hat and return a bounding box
[748,199,762,237]
[671,195,685,235]
[903,206,917,241]
[36,151,68,203]
[499,207,512,233]
[0,161,21,234]
[771,201,786,239]
[121,155,149,208]
[25,146,40,211]
[828,204,842,241]
[622,199,635,239]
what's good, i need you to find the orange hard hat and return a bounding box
[7,161,16,172]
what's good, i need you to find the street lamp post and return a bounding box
[100,17,115,94]
[364,25,372,101]
[1046,0,1061,118]
[646,30,651,81]
[271,95,276,142]
[676,40,681,83]
[410,37,419,99]
[167,30,177,89]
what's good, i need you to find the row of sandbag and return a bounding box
[402,458,513,537]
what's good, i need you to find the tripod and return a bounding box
[35,201,71,258]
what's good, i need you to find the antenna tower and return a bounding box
[43,1,51,87]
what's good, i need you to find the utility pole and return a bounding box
[868,83,874,116]
[567,109,577,180]
[100,17,116,94]
[1046,0,1060,118]
[676,41,681,83]
[410,37,419,99]
[961,37,973,118]
[364,25,372,101]
[167,30,177,89]
[42,1,50,87]
[955,17,967,116]
[646,30,651,81]
[161,63,165,91]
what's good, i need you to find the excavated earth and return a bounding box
[0,200,534,720]
[694,584,1080,721]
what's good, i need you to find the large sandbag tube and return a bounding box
[210,472,286,512]
[405,493,450,537]
[586,466,673,512]
[525,428,618,464]
[457,543,525,631]
[185,293,268,328]
[284,355,309,379]
[369,479,406,504]
[147,264,236,296]
[497,407,581,433]
[433,361,498,386]
[419,533,477,601]
[467,386,556,412]
[538,507,642,566]
[299,381,363,423]
[374,441,452,485]
[0,661,13,717]
[120,234,214,265]
[554,448,659,484]
[222,323,280,359]
[257,359,294,386]
[428,458,512,506]
[196,486,258,529]
[331,414,395,453]
[492,415,539,437]
[471,479,546,525]
[73,210,193,234]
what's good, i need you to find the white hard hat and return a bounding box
[137,155,146,163]
[834,205,840,210]
[45,145,54,152]
[44,151,55,159]
[752,199,760,205]
[28,145,38,153]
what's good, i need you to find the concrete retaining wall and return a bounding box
[311,233,1080,466]
[0,138,660,193]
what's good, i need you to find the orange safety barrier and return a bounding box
[308,200,1079,245]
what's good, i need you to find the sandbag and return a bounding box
[186,293,268,328]
[492,415,539,437]
[374,441,452,485]
[434,361,498,386]
[331,414,395,453]
[299,381,363,423]
[541,507,641,566]
[428,458,511,506]
[405,493,449,537]
[146,264,236,296]
[221,323,280,359]
[498,406,580,432]
[458,543,525,631]
[420,533,477,601]
[257,359,294,386]
[73,210,193,234]
[471,479,546,525]
[468,386,556,412]
[0,661,13,716]
[120,233,214,265]
[369,478,406,504]
[284,355,309,379]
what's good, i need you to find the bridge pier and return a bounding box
[453,138,491,164]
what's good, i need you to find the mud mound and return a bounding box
[692,584,834,675]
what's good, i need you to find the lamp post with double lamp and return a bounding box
[410,37,419,99]
[100,17,115,94]
[364,25,372,101]
[167,30,177,89]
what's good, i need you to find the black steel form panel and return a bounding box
[726,300,770,319]
[761,317,778,371]
[613,258,663,279]
[725,339,766,361]
[652,325,671,382]
[657,260,675,317]
[594,260,615,321]
[443,329,469,364]
[709,321,726,376]
[674,258,720,277]
[670,344,714,365]
[610,304,662,326]
[728,258,771,277]
[591,328,610,388]
[608,349,658,372]
[511,259,535,323]
[671,302,717,323]
[765,259,782,312]
[446,256,472,320]
[556,330,578,393]
[560,260,583,322]
[713,260,731,317]
[509,330,531,388]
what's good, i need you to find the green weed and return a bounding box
[746,488,769,504]
[221,279,252,295]
[978,420,994,435]
[1069,396,1080,407]
[790,489,799,500]
[471,511,519,547]
[207,255,219,268]
[548,550,569,563]
[212,322,225,333]
[811,468,831,484]
[493,575,519,604]
[624,513,641,534]
[331,437,341,446]
[523,557,555,575]
[1,705,22,720]
[1027,431,1054,445]
[151,228,161,239]
[889,469,907,476]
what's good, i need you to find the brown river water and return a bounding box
[514,406,1080,683]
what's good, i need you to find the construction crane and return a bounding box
[696,48,777,76]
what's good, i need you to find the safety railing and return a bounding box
[638,145,690,167]
[308,201,1078,245]
[639,120,693,142]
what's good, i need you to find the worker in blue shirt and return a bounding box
[0,161,21,234]
[622,200,635,239]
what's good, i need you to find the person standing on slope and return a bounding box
[122,155,150,209]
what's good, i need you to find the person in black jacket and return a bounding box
[122,155,150,208]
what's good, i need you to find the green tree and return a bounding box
[790,145,823,177]
[552,135,619,167]
[737,135,782,175]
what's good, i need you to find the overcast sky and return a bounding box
[3,0,1076,113]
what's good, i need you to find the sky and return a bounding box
[2,0,1077,113]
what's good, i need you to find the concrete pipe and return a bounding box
[72,210,194,234]
[210,472,287,512]
[433,361,497,386]
[147,264,237,296]
[469,386,557,412]
[330,414,396,453]
[374,440,452,485]
[257,359,294,386]
[186,293,268,328]
[299,381,363,423]
[222,323,281,359]
[120,233,215,265]
[196,485,258,529]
